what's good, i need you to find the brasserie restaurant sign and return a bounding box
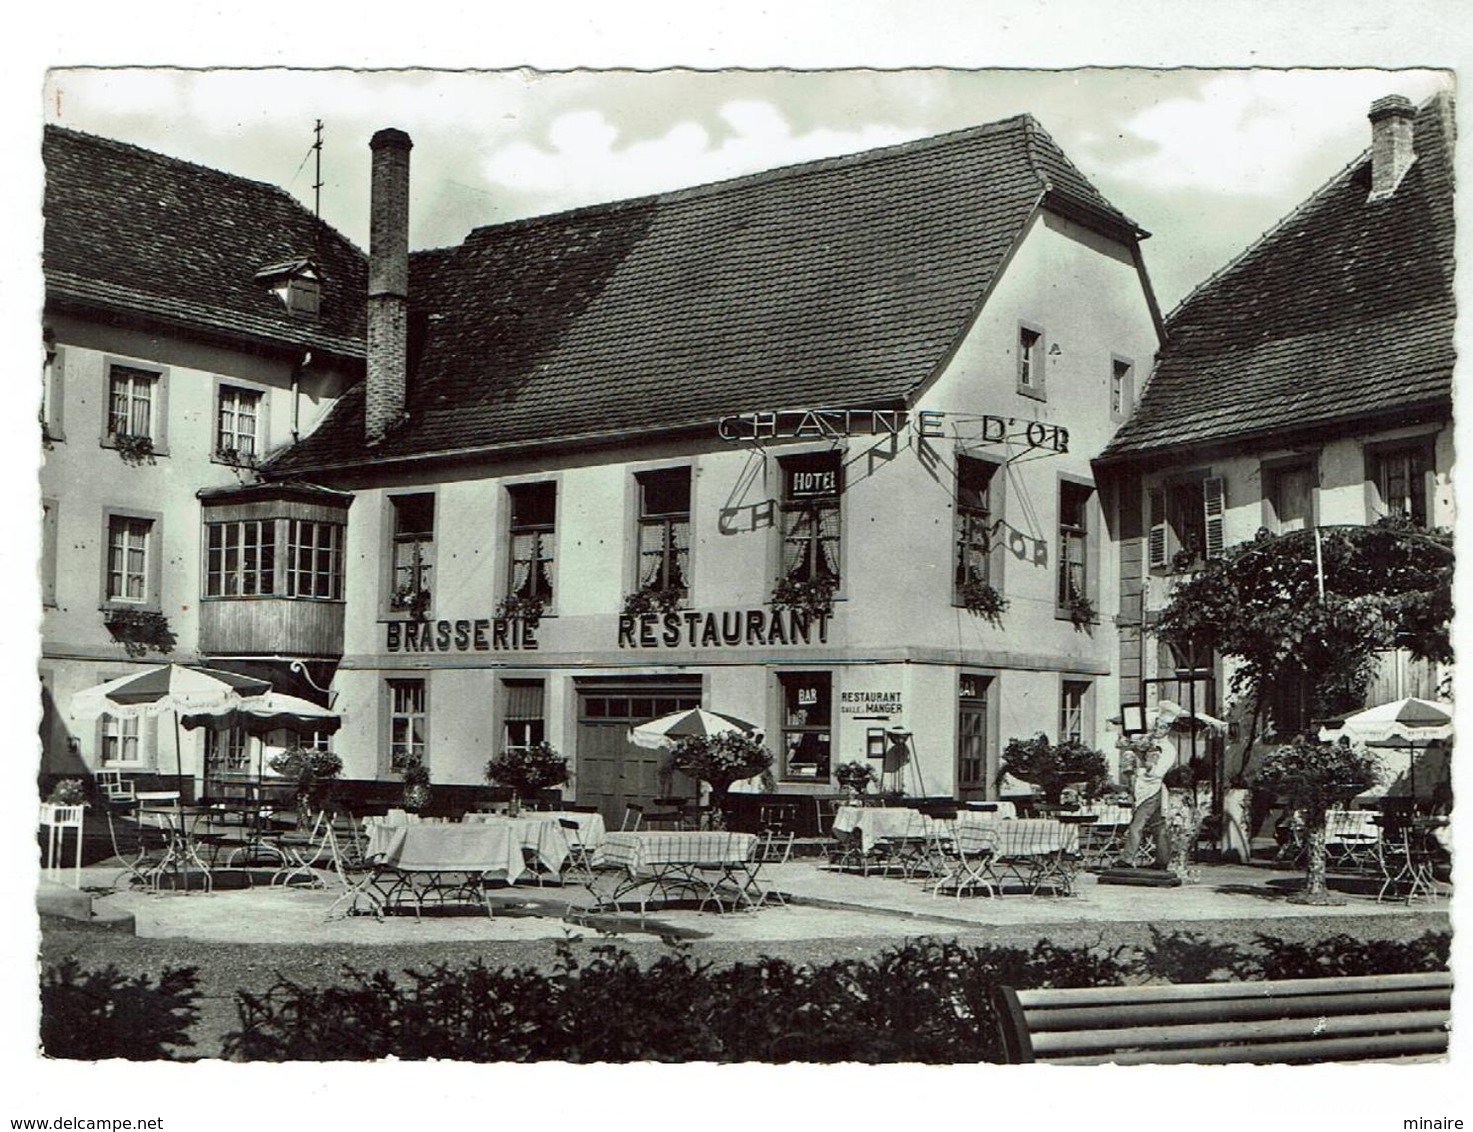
[619,608,831,649]
[387,617,538,652]
[716,408,1069,452]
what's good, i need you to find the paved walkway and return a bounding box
[41,856,1452,946]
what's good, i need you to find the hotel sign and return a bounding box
[619,608,831,649]
[716,408,1069,453]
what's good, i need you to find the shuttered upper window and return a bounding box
[1148,476,1225,572]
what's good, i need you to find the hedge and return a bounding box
[40,930,1451,1062]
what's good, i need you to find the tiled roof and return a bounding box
[269,114,1145,472]
[1100,95,1454,462]
[44,126,367,359]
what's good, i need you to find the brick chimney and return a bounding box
[366,128,413,443]
[1368,94,1416,202]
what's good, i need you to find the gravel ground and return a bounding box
[37,910,1450,1061]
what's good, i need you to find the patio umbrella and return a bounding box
[628,707,760,750]
[180,692,342,799]
[1319,697,1454,807]
[1318,697,1453,745]
[70,664,272,800]
[1364,736,1451,803]
[179,691,341,737]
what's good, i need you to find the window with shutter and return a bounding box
[1149,474,1223,571]
[1148,489,1167,569]
[1202,477,1226,559]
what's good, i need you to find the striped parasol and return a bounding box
[628,708,761,751]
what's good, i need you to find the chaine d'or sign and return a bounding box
[716,408,1069,452]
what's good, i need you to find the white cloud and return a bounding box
[482,100,916,210]
[1111,70,1450,197]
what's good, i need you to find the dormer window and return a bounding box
[254,257,322,320]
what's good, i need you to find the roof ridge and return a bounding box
[1163,147,1367,327]
[461,113,1038,241]
[1021,114,1143,234]
[45,124,368,259]
[1162,91,1453,327]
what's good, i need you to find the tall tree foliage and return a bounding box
[1155,518,1451,732]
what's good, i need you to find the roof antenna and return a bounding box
[312,119,324,255]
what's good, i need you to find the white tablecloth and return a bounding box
[831,806,942,851]
[460,811,608,872]
[365,822,527,882]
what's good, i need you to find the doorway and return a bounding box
[575,677,702,827]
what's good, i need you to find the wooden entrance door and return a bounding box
[576,683,702,827]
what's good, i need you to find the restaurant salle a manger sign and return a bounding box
[384,608,831,653]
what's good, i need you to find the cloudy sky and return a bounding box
[44,66,1450,313]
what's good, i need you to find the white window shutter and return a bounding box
[144,714,160,771]
[1203,476,1226,559]
[1148,489,1167,568]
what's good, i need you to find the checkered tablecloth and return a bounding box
[599,831,757,872]
[989,818,1079,855]
[1077,803,1134,827]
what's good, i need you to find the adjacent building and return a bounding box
[1093,94,1456,791]
[256,119,1163,825]
[40,126,365,789]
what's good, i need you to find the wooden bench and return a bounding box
[995,971,1451,1065]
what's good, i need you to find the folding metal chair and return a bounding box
[993,820,1076,896]
[271,810,336,888]
[885,810,941,879]
[759,803,798,834]
[727,829,793,908]
[645,797,688,830]
[557,818,599,894]
[621,803,644,831]
[929,821,998,900]
[1325,809,1379,873]
[828,825,893,875]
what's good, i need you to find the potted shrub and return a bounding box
[623,585,686,616]
[664,732,774,830]
[1066,592,1097,628]
[496,593,545,626]
[485,741,570,817]
[102,609,176,658]
[1254,736,1380,904]
[998,733,1109,805]
[390,585,431,621]
[959,574,1008,624]
[834,760,878,803]
[112,433,156,466]
[400,762,433,814]
[47,778,87,806]
[268,745,343,824]
[769,574,837,618]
